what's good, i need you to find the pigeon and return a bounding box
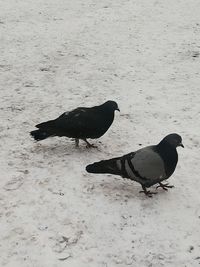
[86,133,184,197]
[30,100,120,147]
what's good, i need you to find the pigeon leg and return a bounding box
[139,185,157,197]
[75,138,79,147]
[156,182,174,191]
[83,139,97,148]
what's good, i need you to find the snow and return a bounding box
[0,0,200,266]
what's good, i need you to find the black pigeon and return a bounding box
[86,133,184,196]
[30,100,119,147]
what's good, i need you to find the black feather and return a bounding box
[30,129,53,141]
[86,157,121,175]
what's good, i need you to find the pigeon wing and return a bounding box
[120,147,167,187]
[54,107,101,136]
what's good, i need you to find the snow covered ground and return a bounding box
[0,0,200,266]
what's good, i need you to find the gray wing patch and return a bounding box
[116,159,122,170]
[78,108,87,113]
[125,160,134,178]
[116,159,127,177]
[131,146,167,182]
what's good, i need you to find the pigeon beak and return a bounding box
[116,107,120,112]
[180,143,184,148]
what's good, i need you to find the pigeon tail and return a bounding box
[30,129,53,141]
[36,119,55,129]
[86,158,120,175]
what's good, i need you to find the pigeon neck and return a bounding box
[157,140,178,177]
[100,105,115,119]
[105,109,115,123]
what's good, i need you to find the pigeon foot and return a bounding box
[75,139,79,147]
[139,186,157,197]
[83,139,97,148]
[156,182,174,191]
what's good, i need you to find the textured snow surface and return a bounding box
[0,0,200,266]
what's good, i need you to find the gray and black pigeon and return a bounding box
[30,100,119,147]
[86,133,184,196]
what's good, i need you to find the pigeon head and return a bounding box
[161,133,184,148]
[103,100,120,112]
